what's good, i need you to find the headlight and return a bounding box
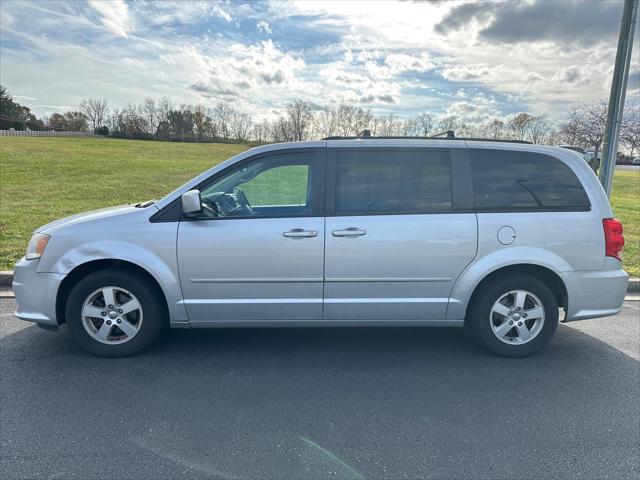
[26,233,50,260]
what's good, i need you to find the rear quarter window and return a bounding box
[469,149,591,211]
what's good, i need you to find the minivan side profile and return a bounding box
[13,138,628,357]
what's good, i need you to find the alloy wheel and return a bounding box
[489,289,545,345]
[81,286,143,344]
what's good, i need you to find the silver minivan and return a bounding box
[13,138,629,357]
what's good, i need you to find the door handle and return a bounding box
[332,227,367,237]
[283,228,317,238]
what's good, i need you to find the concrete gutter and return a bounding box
[1,270,639,293]
[1,271,13,287]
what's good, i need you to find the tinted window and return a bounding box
[334,149,452,215]
[198,152,317,218]
[470,150,590,211]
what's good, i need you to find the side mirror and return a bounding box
[181,190,202,215]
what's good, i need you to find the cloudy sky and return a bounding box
[1,0,638,123]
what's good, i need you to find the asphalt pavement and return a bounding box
[1,298,638,480]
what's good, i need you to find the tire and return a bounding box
[65,268,165,357]
[467,275,559,357]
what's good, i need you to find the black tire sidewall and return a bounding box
[469,275,559,357]
[65,269,164,357]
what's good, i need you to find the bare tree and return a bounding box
[438,115,458,132]
[508,113,534,141]
[231,111,252,141]
[333,104,372,136]
[487,119,505,139]
[414,112,435,136]
[213,102,233,139]
[351,107,373,134]
[337,105,357,136]
[375,114,405,136]
[545,128,563,146]
[108,109,120,133]
[79,98,108,132]
[157,96,173,124]
[252,119,272,143]
[142,98,157,135]
[527,116,549,144]
[315,108,337,138]
[401,117,417,136]
[192,104,210,139]
[271,117,295,142]
[620,100,640,156]
[285,100,313,141]
[559,101,607,170]
[456,122,477,137]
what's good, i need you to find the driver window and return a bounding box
[242,164,309,207]
[198,151,316,218]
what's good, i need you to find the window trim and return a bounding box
[469,149,592,213]
[325,147,465,217]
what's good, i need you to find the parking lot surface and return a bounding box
[1,298,638,479]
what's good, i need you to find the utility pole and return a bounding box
[599,0,638,196]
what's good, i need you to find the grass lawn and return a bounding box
[1,136,638,277]
[0,137,247,270]
[610,169,640,278]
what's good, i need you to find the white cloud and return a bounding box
[0,7,14,27]
[88,0,131,37]
[2,0,636,124]
[443,95,501,124]
[267,0,633,115]
[140,1,211,26]
[212,3,232,23]
[257,20,272,34]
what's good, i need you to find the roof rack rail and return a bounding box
[429,130,456,139]
[322,132,532,144]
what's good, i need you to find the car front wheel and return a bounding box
[65,268,165,357]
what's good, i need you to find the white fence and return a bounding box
[0,130,99,137]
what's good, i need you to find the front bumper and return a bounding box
[562,262,629,322]
[13,257,65,328]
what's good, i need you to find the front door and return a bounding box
[177,149,325,326]
[323,147,477,322]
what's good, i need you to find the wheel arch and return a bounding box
[463,264,568,322]
[56,259,169,326]
[446,245,573,321]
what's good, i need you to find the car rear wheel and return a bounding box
[65,268,164,357]
[468,275,559,357]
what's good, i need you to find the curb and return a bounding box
[1,270,639,292]
[1,271,12,287]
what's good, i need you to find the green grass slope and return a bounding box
[611,169,640,278]
[0,137,247,269]
[1,136,638,276]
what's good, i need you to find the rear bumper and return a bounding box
[562,264,629,322]
[13,257,65,327]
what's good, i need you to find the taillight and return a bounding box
[603,218,624,261]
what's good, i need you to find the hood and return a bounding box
[36,204,155,234]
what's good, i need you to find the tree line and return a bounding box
[1,85,638,156]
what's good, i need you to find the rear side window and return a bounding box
[470,149,590,211]
[334,149,452,215]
